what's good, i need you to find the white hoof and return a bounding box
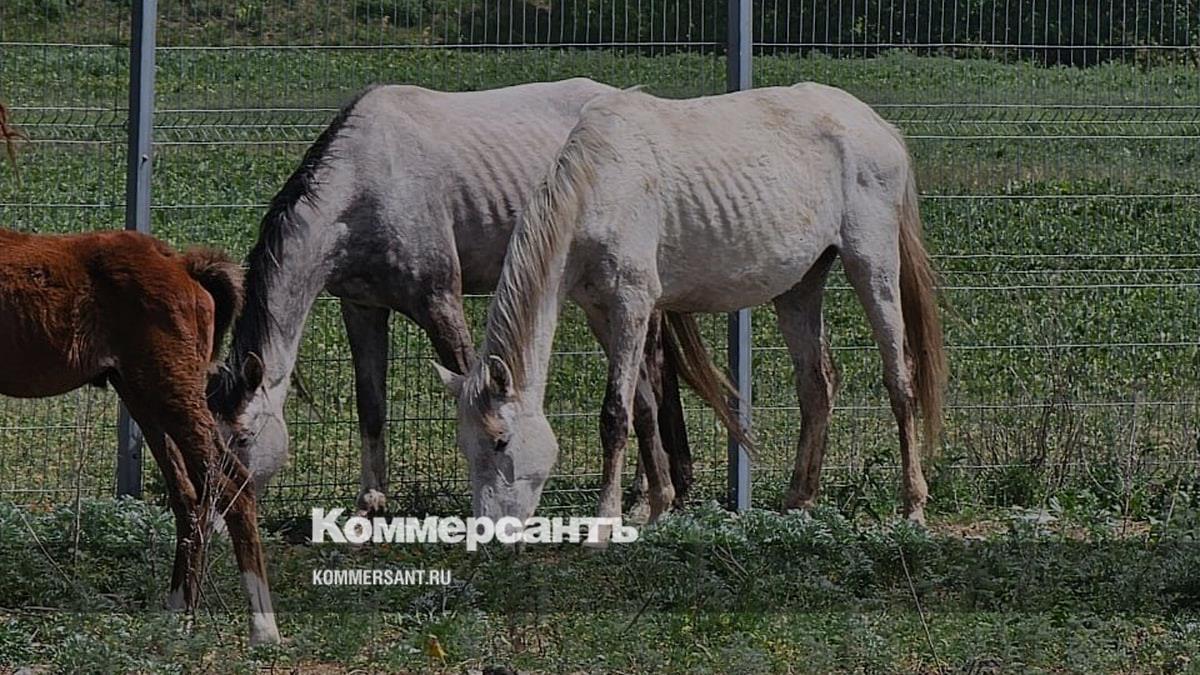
[249,614,281,646]
[906,508,927,527]
[165,586,186,611]
[356,489,387,515]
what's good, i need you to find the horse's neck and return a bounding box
[233,194,345,395]
[516,284,565,410]
[486,242,572,411]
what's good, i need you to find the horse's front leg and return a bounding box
[341,301,392,515]
[592,298,654,546]
[630,312,675,522]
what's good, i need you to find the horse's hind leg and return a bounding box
[342,301,391,515]
[111,382,205,612]
[636,311,693,513]
[147,429,205,611]
[657,350,693,507]
[149,383,279,645]
[169,414,280,644]
[209,435,281,645]
[841,231,929,524]
[775,248,840,512]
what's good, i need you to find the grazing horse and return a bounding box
[207,79,718,521]
[438,83,947,528]
[0,228,280,645]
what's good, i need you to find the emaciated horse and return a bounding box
[208,79,726,521]
[0,227,279,645]
[439,83,947,529]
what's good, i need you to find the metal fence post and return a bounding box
[726,0,752,512]
[116,0,158,498]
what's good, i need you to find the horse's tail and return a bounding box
[0,101,27,176]
[184,247,245,365]
[662,312,754,452]
[898,168,947,454]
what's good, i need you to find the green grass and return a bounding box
[4,498,1200,672]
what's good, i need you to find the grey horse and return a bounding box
[208,79,711,520]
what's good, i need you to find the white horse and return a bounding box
[437,83,947,527]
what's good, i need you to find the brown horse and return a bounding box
[0,228,280,645]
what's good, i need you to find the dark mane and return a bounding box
[209,85,378,416]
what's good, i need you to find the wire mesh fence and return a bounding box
[0,0,1196,517]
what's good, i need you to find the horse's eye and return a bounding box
[494,438,508,453]
[236,434,251,448]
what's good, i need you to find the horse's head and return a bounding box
[436,355,557,522]
[208,353,287,491]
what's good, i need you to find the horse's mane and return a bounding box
[481,120,612,392]
[212,86,377,413]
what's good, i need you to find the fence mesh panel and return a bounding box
[1,0,1196,517]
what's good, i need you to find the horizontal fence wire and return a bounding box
[0,0,1197,517]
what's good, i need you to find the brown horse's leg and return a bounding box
[148,430,205,610]
[170,414,280,645]
[111,382,205,612]
[211,437,281,646]
[775,249,840,513]
[141,376,279,645]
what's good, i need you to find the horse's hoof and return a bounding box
[626,498,652,525]
[356,489,387,516]
[249,616,281,646]
[165,587,186,612]
[905,508,927,527]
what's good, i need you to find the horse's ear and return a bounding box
[432,361,464,397]
[484,355,515,400]
[241,353,264,393]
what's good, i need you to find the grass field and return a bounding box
[4,498,1200,672]
[1,44,1196,519]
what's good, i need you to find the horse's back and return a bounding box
[0,229,112,396]
[0,229,210,397]
[567,85,912,313]
[336,79,620,293]
[347,78,616,156]
[579,84,905,167]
